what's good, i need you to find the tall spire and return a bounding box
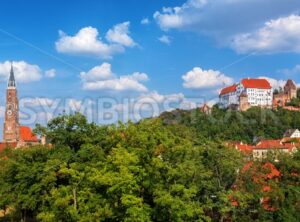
[8,61,16,87]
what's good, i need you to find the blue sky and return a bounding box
[0,0,300,130]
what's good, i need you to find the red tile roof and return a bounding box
[255,139,295,151]
[236,143,254,154]
[0,142,17,152]
[219,84,237,95]
[20,126,39,142]
[241,78,272,89]
[255,140,283,149]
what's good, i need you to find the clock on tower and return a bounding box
[3,63,20,143]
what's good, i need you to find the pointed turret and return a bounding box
[8,62,16,88]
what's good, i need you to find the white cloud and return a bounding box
[55,23,136,58]
[231,15,300,54]
[259,76,286,89]
[127,72,149,82]
[158,35,172,45]
[141,18,150,25]
[138,91,184,105]
[106,22,136,47]
[0,61,42,83]
[45,69,56,78]
[153,0,300,51]
[153,0,208,31]
[113,91,197,117]
[20,97,57,107]
[0,105,5,118]
[80,62,114,82]
[36,112,54,124]
[67,98,94,115]
[82,77,148,92]
[81,63,149,92]
[279,64,300,76]
[182,67,234,89]
[154,7,184,31]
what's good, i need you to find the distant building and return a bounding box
[219,78,273,111]
[253,140,297,160]
[273,79,297,107]
[0,63,39,150]
[199,104,212,115]
[283,129,300,138]
[235,138,298,160]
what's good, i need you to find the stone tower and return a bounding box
[239,91,250,112]
[3,63,20,143]
[284,79,297,101]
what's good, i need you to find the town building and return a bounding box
[283,129,300,138]
[235,140,298,160]
[219,78,273,111]
[253,140,297,160]
[273,79,297,107]
[0,63,39,150]
[199,104,212,115]
[234,129,300,160]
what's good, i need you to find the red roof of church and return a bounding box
[0,127,38,152]
[0,142,17,152]
[219,84,237,95]
[241,78,272,89]
[20,126,39,142]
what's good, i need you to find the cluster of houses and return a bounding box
[218,78,298,111]
[229,129,300,212]
[233,129,300,160]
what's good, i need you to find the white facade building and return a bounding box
[219,78,273,109]
[284,129,300,138]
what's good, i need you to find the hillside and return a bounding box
[0,111,298,221]
[159,106,300,144]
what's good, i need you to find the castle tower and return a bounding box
[284,79,297,101]
[3,63,20,143]
[239,91,250,112]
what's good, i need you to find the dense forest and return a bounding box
[0,107,299,221]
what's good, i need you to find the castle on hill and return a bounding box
[219,78,297,111]
[0,64,40,150]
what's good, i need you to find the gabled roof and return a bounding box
[235,143,254,154]
[20,126,39,142]
[219,84,237,96]
[255,139,295,151]
[241,78,272,89]
[285,79,297,90]
[283,129,299,138]
[255,140,283,149]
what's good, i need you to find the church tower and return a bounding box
[3,63,20,143]
[284,79,297,101]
